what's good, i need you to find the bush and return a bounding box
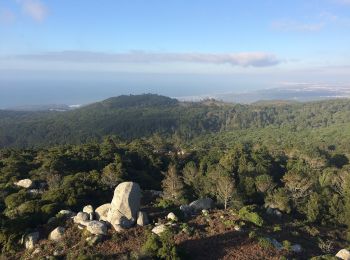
[257,237,273,249]
[4,190,29,209]
[282,240,291,251]
[142,229,181,260]
[239,205,264,227]
[248,231,257,239]
[273,225,282,232]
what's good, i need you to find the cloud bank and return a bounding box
[12,51,281,67]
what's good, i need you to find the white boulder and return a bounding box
[14,179,33,189]
[73,212,90,226]
[152,224,167,235]
[49,227,65,241]
[167,212,178,221]
[336,249,350,260]
[83,205,94,220]
[95,203,111,222]
[86,221,107,235]
[137,211,149,226]
[107,182,141,231]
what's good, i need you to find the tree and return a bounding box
[215,166,235,210]
[265,188,291,213]
[161,164,185,204]
[255,174,275,194]
[306,192,320,223]
[101,155,125,189]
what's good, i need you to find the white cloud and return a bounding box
[18,0,48,22]
[12,51,282,67]
[0,9,16,24]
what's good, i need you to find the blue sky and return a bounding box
[0,0,350,105]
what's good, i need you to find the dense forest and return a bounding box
[0,94,350,259]
[1,94,350,148]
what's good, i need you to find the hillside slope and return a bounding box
[1,94,350,148]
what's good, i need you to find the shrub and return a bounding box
[248,231,257,239]
[257,237,273,249]
[142,229,180,260]
[273,225,282,232]
[238,205,264,227]
[4,190,29,209]
[282,240,291,251]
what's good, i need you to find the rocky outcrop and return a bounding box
[86,221,107,235]
[136,211,149,226]
[107,182,141,232]
[95,203,111,222]
[336,249,350,260]
[14,179,33,189]
[49,227,65,241]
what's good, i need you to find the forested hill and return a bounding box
[1,94,350,148]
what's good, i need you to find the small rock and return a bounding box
[49,227,65,241]
[14,179,33,188]
[167,212,177,221]
[73,212,90,226]
[58,209,75,217]
[336,249,350,260]
[152,224,167,235]
[47,217,56,224]
[202,209,209,216]
[83,205,94,220]
[86,221,107,235]
[95,203,111,221]
[24,232,39,250]
[234,225,241,231]
[291,244,303,253]
[137,211,149,226]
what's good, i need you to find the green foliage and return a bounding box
[248,230,257,239]
[265,188,291,213]
[306,193,321,223]
[142,229,180,260]
[239,205,264,227]
[282,240,291,251]
[257,237,273,249]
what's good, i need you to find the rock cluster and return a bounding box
[71,182,147,234]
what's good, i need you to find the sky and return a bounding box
[0,0,350,106]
